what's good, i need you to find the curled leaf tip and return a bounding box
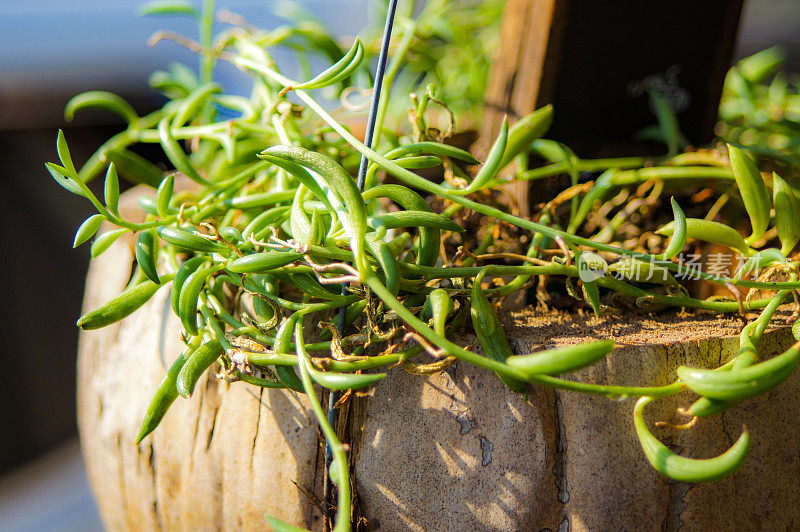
[634,396,751,482]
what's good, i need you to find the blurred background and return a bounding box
[0,0,798,529]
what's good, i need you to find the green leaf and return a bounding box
[728,144,770,245]
[634,397,751,482]
[78,278,169,331]
[294,39,364,90]
[660,197,686,260]
[73,214,106,248]
[737,46,785,84]
[173,82,222,127]
[169,62,200,91]
[470,269,528,393]
[577,252,606,316]
[462,117,508,194]
[104,163,120,216]
[156,174,175,218]
[135,229,161,284]
[91,228,127,258]
[138,0,198,17]
[149,71,190,98]
[56,130,77,176]
[65,91,139,124]
[46,162,84,196]
[507,340,614,376]
[149,63,198,98]
[608,258,677,285]
[370,211,464,233]
[657,218,753,256]
[383,141,479,165]
[309,369,386,391]
[157,117,214,187]
[135,352,188,444]
[772,172,800,255]
[105,149,164,188]
[569,169,615,233]
[734,248,786,281]
[289,187,312,242]
[649,90,685,157]
[499,105,554,168]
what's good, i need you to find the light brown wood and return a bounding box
[481,0,563,218]
[77,189,800,530]
[482,0,562,139]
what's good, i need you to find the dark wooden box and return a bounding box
[482,0,744,155]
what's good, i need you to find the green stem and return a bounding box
[321,346,420,372]
[200,0,215,86]
[366,274,684,398]
[294,323,351,532]
[77,106,172,183]
[751,283,795,343]
[401,262,776,312]
[400,262,572,279]
[613,166,733,185]
[518,157,647,181]
[371,14,418,150]
[598,276,772,312]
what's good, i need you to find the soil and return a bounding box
[502,306,797,350]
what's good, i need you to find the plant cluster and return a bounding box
[366,0,504,128]
[50,2,800,529]
[719,46,800,168]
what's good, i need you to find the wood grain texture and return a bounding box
[77,189,323,531]
[480,0,563,218]
[77,189,800,530]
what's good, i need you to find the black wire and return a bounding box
[355,1,400,190]
[325,0,400,527]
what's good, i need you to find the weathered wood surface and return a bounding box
[77,191,325,530]
[78,190,800,530]
[351,312,798,531]
[480,0,563,218]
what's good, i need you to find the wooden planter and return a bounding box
[78,195,800,530]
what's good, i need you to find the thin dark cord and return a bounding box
[355,1,399,190]
[325,0,400,528]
